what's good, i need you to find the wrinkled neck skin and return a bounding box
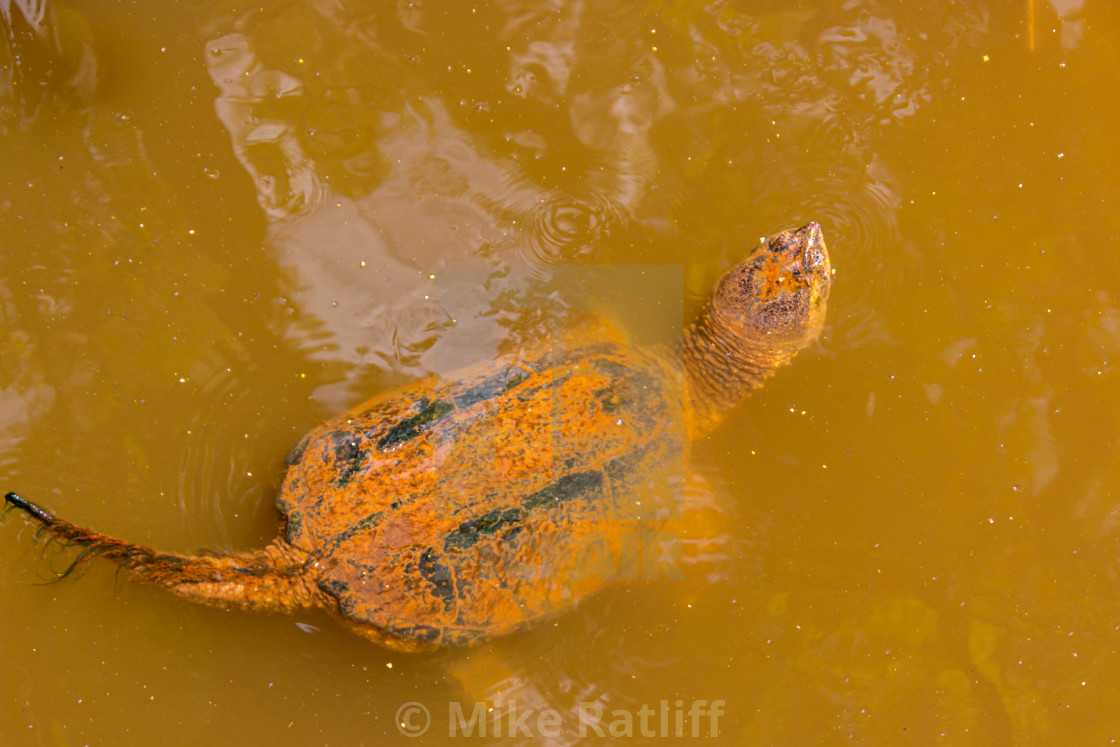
[677,221,830,438]
[678,303,807,438]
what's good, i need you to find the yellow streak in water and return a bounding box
[1028,0,1036,51]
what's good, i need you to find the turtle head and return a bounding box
[679,222,831,435]
[710,221,830,352]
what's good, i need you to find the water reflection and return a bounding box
[0,0,99,132]
[1049,0,1086,50]
[201,0,675,407]
[0,282,55,472]
[194,0,943,416]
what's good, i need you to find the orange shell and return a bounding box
[277,314,689,645]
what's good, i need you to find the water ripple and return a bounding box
[520,191,624,265]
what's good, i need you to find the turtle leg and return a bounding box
[4,492,323,613]
[661,471,742,584]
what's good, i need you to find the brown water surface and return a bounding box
[3,0,1120,744]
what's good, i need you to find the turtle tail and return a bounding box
[4,492,320,613]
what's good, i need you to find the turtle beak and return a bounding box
[800,221,826,265]
[776,221,827,269]
[775,221,830,308]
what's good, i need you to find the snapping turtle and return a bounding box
[4,222,830,651]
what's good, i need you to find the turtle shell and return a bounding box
[277,313,688,646]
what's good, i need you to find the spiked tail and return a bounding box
[5,492,321,613]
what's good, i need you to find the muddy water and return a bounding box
[2,0,1119,744]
